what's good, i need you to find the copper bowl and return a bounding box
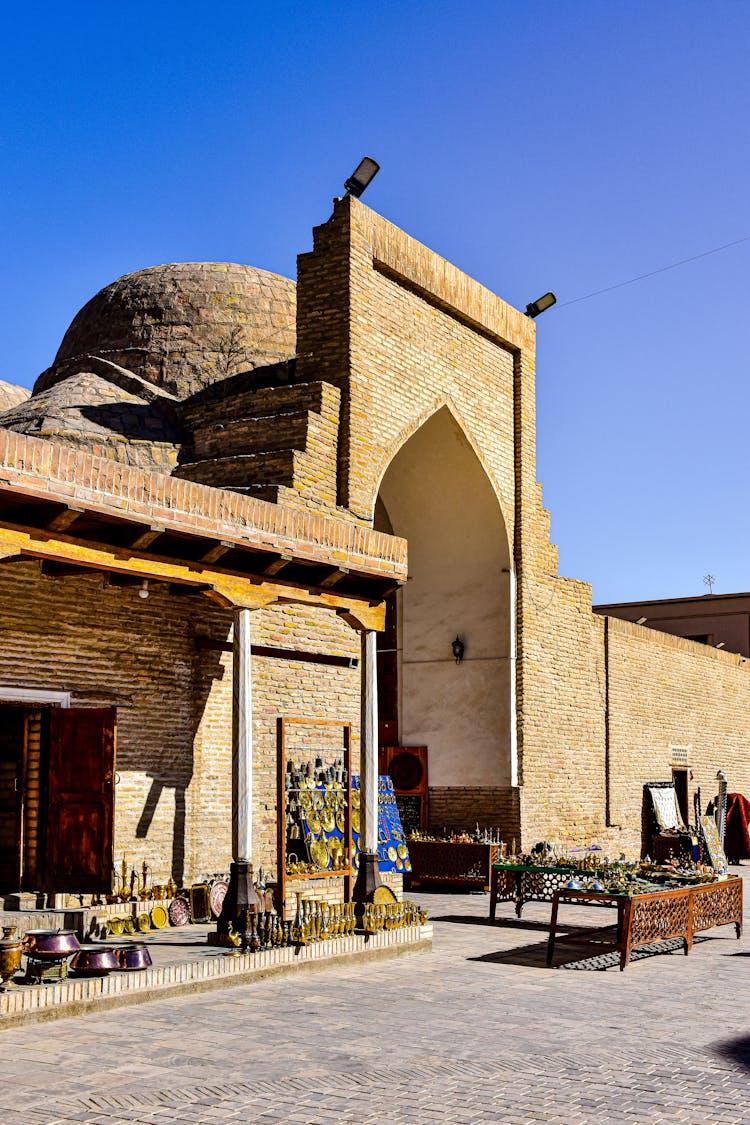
[116,942,153,972]
[22,929,80,960]
[69,944,120,976]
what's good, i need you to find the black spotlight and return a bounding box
[525,292,557,318]
[344,157,380,198]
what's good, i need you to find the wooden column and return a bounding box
[214,607,261,943]
[360,629,378,853]
[232,607,253,862]
[353,628,382,901]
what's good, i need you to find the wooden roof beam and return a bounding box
[46,505,84,533]
[129,525,165,550]
[320,566,349,588]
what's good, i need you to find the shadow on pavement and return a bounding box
[714,1035,750,1071]
[429,913,552,933]
[468,933,699,971]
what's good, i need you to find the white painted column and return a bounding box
[232,608,253,863]
[360,629,379,854]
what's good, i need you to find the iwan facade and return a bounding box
[1,196,748,901]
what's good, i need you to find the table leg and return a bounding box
[546,894,560,966]
[489,866,498,921]
[619,898,633,971]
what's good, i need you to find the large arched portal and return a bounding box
[374,408,516,798]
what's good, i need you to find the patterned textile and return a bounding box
[725,793,750,860]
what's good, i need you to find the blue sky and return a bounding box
[2,2,748,602]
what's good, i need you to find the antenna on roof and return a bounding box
[703,574,715,595]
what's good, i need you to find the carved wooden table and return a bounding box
[489,863,595,919]
[408,841,500,891]
[546,876,743,971]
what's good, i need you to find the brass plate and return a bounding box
[306,812,321,833]
[335,810,345,832]
[351,790,361,810]
[396,857,404,871]
[150,904,168,930]
[310,838,330,870]
[137,912,151,933]
[397,843,408,858]
[107,916,123,936]
[387,846,398,862]
[351,808,360,834]
[404,859,412,872]
[320,810,335,832]
[123,916,136,935]
[373,884,398,904]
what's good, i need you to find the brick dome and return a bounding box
[36,262,296,400]
[0,379,30,413]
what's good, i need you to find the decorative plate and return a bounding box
[404,859,412,872]
[351,791,361,810]
[150,904,169,929]
[387,845,398,862]
[123,916,136,935]
[209,879,228,919]
[335,810,346,832]
[310,837,330,870]
[351,808,361,834]
[168,896,190,926]
[396,857,404,871]
[107,916,124,936]
[319,810,335,832]
[137,912,151,933]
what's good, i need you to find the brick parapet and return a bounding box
[0,427,406,579]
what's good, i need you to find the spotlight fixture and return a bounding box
[715,641,726,649]
[138,580,150,599]
[344,156,380,198]
[635,617,647,625]
[525,292,557,318]
[452,636,465,664]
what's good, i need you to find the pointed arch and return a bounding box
[375,406,517,790]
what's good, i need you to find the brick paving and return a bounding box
[1,873,748,1124]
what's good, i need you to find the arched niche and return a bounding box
[374,407,515,787]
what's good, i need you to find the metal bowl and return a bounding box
[116,942,153,972]
[22,929,80,960]
[69,944,120,976]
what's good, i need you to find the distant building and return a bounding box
[594,593,750,658]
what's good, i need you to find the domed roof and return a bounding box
[38,262,296,400]
[0,379,31,413]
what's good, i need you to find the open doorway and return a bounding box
[374,407,514,789]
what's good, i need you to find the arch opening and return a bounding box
[374,407,515,790]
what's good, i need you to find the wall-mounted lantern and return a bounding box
[452,636,465,664]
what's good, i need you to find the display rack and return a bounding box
[276,717,352,919]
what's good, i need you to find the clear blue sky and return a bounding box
[2,2,748,603]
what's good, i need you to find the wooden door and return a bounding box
[46,708,116,894]
[0,707,25,888]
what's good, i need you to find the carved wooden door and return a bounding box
[46,708,116,893]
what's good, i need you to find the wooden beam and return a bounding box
[0,521,387,627]
[196,637,359,668]
[201,541,232,564]
[46,506,84,533]
[129,525,165,550]
[264,554,292,576]
[320,566,348,588]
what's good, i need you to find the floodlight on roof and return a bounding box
[525,292,557,318]
[344,157,380,198]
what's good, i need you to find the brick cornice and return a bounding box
[0,427,407,578]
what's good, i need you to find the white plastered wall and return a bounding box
[376,408,513,786]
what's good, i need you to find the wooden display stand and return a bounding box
[546,876,743,971]
[409,840,500,891]
[276,717,352,920]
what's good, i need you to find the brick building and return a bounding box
[1,197,749,904]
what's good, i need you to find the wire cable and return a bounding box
[557,233,750,309]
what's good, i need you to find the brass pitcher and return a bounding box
[0,926,23,990]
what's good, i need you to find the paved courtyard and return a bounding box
[1,874,748,1124]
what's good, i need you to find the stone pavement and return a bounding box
[1,872,748,1125]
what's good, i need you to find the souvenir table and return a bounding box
[408,841,500,891]
[489,862,596,919]
[546,875,743,971]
